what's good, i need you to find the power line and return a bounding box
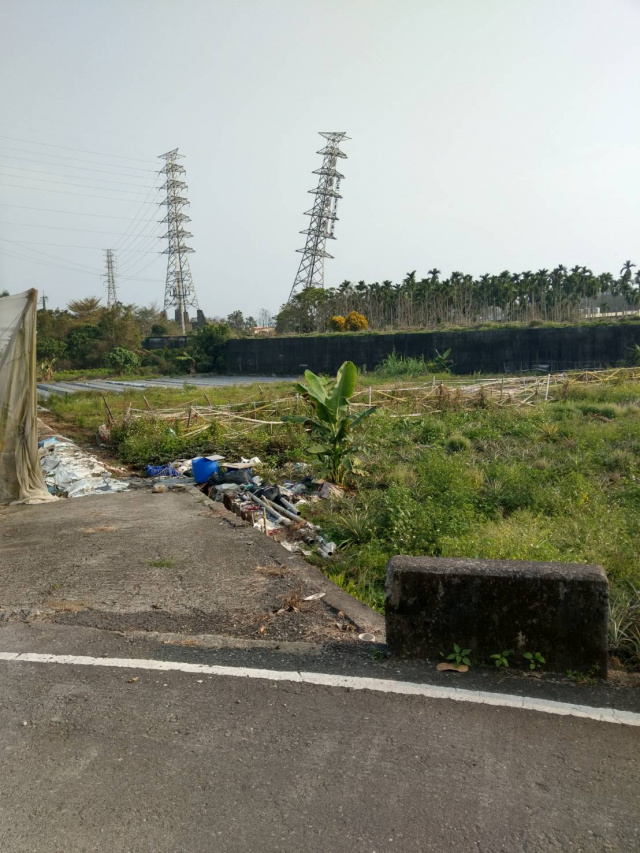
[0,172,159,195]
[0,135,157,164]
[0,237,100,273]
[118,234,159,256]
[118,245,163,277]
[0,237,157,252]
[120,253,164,280]
[0,163,158,187]
[116,220,163,261]
[0,220,142,234]
[0,246,101,276]
[0,145,158,172]
[0,202,157,220]
[0,181,159,203]
[0,153,157,176]
[112,185,164,253]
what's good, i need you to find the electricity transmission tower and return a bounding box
[104,249,118,308]
[159,148,199,333]
[288,132,350,302]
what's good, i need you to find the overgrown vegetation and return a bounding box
[283,361,375,484]
[46,373,640,668]
[374,350,454,378]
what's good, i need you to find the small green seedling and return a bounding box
[523,651,545,670]
[490,650,513,669]
[566,667,599,685]
[147,558,174,569]
[446,644,471,667]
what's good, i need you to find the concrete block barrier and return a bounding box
[385,556,608,676]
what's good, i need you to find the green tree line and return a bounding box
[276,261,640,333]
[36,297,230,374]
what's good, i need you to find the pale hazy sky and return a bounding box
[1,0,639,318]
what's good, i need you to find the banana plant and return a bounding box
[283,361,376,484]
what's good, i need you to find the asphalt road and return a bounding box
[1,641,638,853]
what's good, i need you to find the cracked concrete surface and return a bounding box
[0,489,383,645]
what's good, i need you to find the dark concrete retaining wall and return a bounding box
[226,324,640,375]
[385,556,609,676]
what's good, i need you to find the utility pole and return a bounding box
[104,249,118,308]
[40,292,48,310]
[158,148,199,333]
[288,131,350,302]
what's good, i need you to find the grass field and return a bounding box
[45,373,640,667]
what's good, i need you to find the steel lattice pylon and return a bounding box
[288,132,350,302]
[159,148,199,332]
[104,249,118,308]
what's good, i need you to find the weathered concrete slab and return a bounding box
[0,489,383,643]
[385,556,608,676]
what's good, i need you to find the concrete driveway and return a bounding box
[1,490,638,852]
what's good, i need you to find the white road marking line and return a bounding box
[0,651,637,726]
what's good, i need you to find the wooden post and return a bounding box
[102,395,115,426]
[143,395,153,412]
[545,373,551,401]
[187,406,192,428]
[204,392,213,408]
[368,386,372,406]
[295,392,299,414]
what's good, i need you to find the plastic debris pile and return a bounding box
[39,436,130,498]
[189,456,338,559]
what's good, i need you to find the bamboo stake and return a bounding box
[102,396,115,426]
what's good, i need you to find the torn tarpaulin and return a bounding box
[39,435,129,498]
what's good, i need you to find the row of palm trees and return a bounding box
[276,262,640,333]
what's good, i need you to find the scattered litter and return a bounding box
[303,592,326,601]
[191,455,223,483]
[152,483,168,493]
[38,437,59,448]
[39,435,129,498]
[318,481,344,500]
[254,565,286,578]
[128,677,139,684]
[146,464,179,478]
[358,632,376,642]
[436,662,469,673]
[97,424,111,445]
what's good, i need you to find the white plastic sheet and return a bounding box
[0,289,55,503]
[39,437,129,498]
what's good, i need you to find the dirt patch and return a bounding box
[50,601,356,645]
[45,599,89,613]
